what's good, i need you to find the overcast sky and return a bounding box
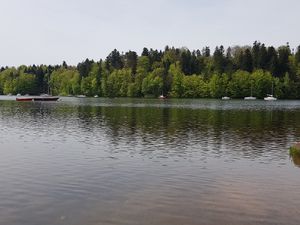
[0,0,299,66]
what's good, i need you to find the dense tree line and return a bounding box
[1,42,300,99]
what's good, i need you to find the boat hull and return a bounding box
[222,97,230,100]
[264,95,277,101]
[244,97,257,100]
[16,98,34,102]
[264,97,277,101]
[16,97,59,102]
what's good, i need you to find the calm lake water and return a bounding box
[0,96,300,225]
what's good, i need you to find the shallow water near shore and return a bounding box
[0,96,300,225]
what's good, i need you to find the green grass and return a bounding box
[289,146,300,157]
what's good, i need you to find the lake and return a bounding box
[0,96,299,225]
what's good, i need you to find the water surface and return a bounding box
[0,96,299,225]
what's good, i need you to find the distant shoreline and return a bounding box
[1,43,300,100]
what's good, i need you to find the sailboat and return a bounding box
[159,94,166,99]
[264,94,277,101]
[158,90,166,99]
[244,85,256,100]
[264,82,277,101]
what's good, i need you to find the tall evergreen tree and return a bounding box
[125,51,138,74]
[141,47,149,57]
[267,47,279,76]
[252,41,261,69]
[277,44,291,77]
[295,45,300,64]
[237,49,253,72]
[181,50,192,75]
[258,44,268,70]
[106,49,124,70]
[213,46,226,73]
[77,58,94,78]
[202,47,210,57]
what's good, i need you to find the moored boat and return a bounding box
[77,95,86,98]
[222,96,230,100]
[264,95,277,101]
[16,97,34,102]
[244,96,257,100]
[264,82,277,101]
[16,96,59,102]
[244,85,256,100]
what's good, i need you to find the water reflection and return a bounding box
[0,98,300,225]
[1,100,300,160]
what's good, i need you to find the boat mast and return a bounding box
[48,73,51,95]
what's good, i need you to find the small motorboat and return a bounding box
[77,95,86,98]
[16,97,34,102]
[244,96,257,100]
[158,95,166,99]
[222,96,230,100]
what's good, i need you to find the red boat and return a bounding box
[16,96,60,102]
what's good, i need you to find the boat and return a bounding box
[244,85,256,100]
[77,95,86,98]
[94,95,99,98]
[264,82,277,101]
[264,95,277,101]
[244,96,256,100]
[16,95,60,102]
[159,95,166,99]
[222,96,230,100]
[16,97,34,102]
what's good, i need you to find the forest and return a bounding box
[1,41,300,99]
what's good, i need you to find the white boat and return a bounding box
[222,96,230,100]
[244,85,256,100]
[77,95,86,98]
[264,95,277,101]
[264,82,277,101]
[94,95,99,98]
[244,96,256,100]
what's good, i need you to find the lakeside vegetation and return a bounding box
[1,42,300,99]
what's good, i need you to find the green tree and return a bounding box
[251,70,273,98]
[213,46,226,74]
[142,69,163,97]
[295,46,300,64]
[169,63,184,97]
[106,49,124,70]
[209,73,229,98]
[182,75,208,98]
[228,70,251,98]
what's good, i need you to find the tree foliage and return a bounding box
[1,42,300,99]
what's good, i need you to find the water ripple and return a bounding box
[0,98,300,225]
